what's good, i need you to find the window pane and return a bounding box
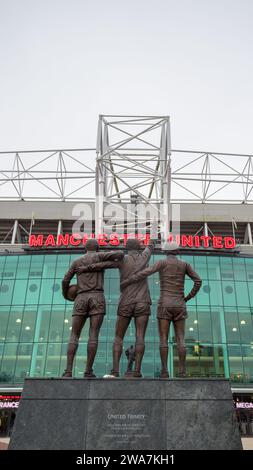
[52,279,65,304]
[20,307,37,343]
[6,307,23,342]
[245,258,253,281]
[30,343,48,377]
[194,256,208,279]
[12,280,28,305]
[29,255,44,278]
[74,342,88,378]
[228,345,244,383]
[237,308,253,343]
[182,255,194,266]
[185,308,198,342]
[0,307,10,342]
[248,282,253,307]
[177,343,200,377]
[55,254,70,278]
[14,343,32,382]
[16,256,31,279]
[1,256,18,278]
[39,279,54,304]
[220,257,234,280]
[233,258,247,281]
[199,345,225,377]
[26,280,41,304]
[59,342,68,376]
[222,281,236,306]
[196,281,209,306]
[48,307,64,342]
[42,255,57,278]
[1,343,18,383]
[235,282,250,307]
[209,281,223,306]
[185,279,197,307]
[207,256,221,280]
[197,308,213,342]
[62,306,75,342]
[242,345,253,383]
[44,342,62,377]
[225,309,240,343]
[0,255,6,275]
[0,280,15,305]
[36,307,51,343]
[211,308,223,343]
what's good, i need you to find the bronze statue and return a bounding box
[81,238,155,378]
[125,345,136,376]
[121,242,202,378]
[61,239,124,378]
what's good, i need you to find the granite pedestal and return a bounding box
[9,378,242,450]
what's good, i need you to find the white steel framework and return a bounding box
[0,115,253,208]
[95,115,171,237]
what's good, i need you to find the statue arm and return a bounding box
[184,264,202,302]
[62,261,77,299]
[120,260,162,289]
[76,250,124,274]
[99,250,125,262]
[128,239,156,275]
[140,239,155,262]
[77,260,121,273]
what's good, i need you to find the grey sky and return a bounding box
[0,0,253,154]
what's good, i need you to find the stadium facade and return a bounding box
[0,116,253,443]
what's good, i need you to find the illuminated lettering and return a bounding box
[69,234,82,246]
[56,234,69,246]
[109,233,120,246]
[181,235,194,247]
[97,233,108,246]
[45,234,56,246]
[194,236,200,247]
[225,236,236,249]
[28,233,236,250]
[213,236,223,249]
[200,236,211,247]
[29,234,44,246]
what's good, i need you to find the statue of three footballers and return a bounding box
[62,239,202,378]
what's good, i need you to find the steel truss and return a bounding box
[0,115,253,208]
[0,149,95,201]
[95,115,171,238]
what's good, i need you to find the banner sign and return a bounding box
[28,233,236,249]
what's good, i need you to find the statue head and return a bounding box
[163,241,180,255]
[125,238,141,251]
[85,239,99,252]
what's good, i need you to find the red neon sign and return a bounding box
[28,233,236,249]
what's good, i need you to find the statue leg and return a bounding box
[112,316,131,377]
[134,315,149,377]
[174,319,186,377]
[85,314,104,377]
[63,315,86,377]
[158,318,171,378]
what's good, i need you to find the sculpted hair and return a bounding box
[85,239,99,251]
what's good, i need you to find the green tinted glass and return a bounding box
[0,252,253,384]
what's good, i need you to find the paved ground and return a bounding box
[0,438,9,450]
[0,436,251,450]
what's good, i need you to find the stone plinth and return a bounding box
[9,378,242,450]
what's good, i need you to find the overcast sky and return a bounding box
[0,0,253,154]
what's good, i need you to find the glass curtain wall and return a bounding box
[0,253,253,383]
